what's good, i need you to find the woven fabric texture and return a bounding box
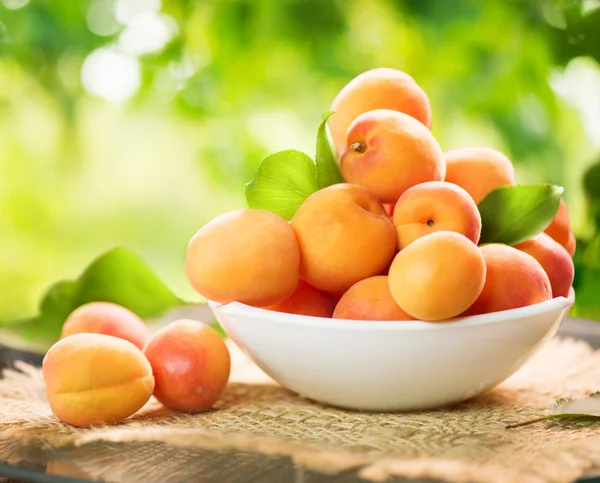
[2,338,600,483]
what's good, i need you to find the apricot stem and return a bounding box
[426,219,435,227]
[351,141,367,153]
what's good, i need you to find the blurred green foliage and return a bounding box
[0,0,600,327]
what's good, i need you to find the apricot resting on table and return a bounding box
[329,67,432,153]
[388,231,486,321]
[264,280,337,318]
[444,146,515,204]
[291,184,397,293]
[186,209,300,307]
[463,244,552,316]
[144,320,230,413]
[393,181,481,249]
[339,109,445,203]
[61,302,149,350]
[43,333,154,427]
[514,233,574,299]
[333,276,414,321]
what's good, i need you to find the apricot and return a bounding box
[143,319,230,412]
[388,231,486,321]
[393,181,481,249]
[565,232,576,257]
[544,198,574,254]
[329,68,432,153]
[43,333,154,427]
[463,244,552,316]
[514,233,574,298]
[290,184,397,292]
[444,147,515,204]
[333,276,414,321]
[339,109,445,203]
[61,302,149,350]
[186,209,299,307]
[264,280,336,317]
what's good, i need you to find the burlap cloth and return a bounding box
[3,338,600,483]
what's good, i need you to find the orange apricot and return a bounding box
[565,232,576,257]
[333,276,414,321]
[463,244,552,316]
[329,68,432,153]
[388,232,486,321]
[393,181,481,249]
[144,320,230,413]
[544,198,573,252]
[444,146,515,204]
[339,109,445,203]
[514,233,574,298]
[290,184,397,292]
[43,334,154,427]
[61,302,149,350]
[186,209,299,307]
[264,280,336,317]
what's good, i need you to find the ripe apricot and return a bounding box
[186,209,299,307]
[264,280,336,318]
[333,276,414,321]
[339,109,445,203]
[544,198,573,253]
[144,320,230,413]
[43,334,154,427]
[291,184,397,292]
[388,232,486,321]
[444,147,515,204]
[514,233,574,298]
[463,244,552,316]
[61,302,149,350]
[329,68,432,153]
[565,232,576,257]
[393,181,481,249]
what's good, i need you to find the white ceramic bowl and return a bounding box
[209,290,575,412]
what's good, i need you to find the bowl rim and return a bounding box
[207,288,575,332]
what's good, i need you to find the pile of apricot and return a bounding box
[186,68,575,322]
[43,302,230,427]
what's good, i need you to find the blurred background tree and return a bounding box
[0,0,599,327]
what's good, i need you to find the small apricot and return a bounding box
[264,280,336,318]
[61,302,149,350]
[186,209,300,307]
[291,184,397,292]
[144,320,230,413]
[463,244,552,316]
[544,198,573,253]
[393,181,481,249]
[388,231,486,321]
[444,147,515,204]
[43,333,154,427]
[333,276,414,321]
[514,233,574,298]
[340,109,445,203]
[329,68,432,153]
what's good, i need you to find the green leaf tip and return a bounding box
[321,110,335,121]
[478,184,564,246]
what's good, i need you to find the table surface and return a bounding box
[3,315,600,483]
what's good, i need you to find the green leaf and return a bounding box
[478,184,564,245]
[75,247,182,318]
[245,149,319,220]
[4,248,184,344]
[315,110,343,188]
[507,393,600,428]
